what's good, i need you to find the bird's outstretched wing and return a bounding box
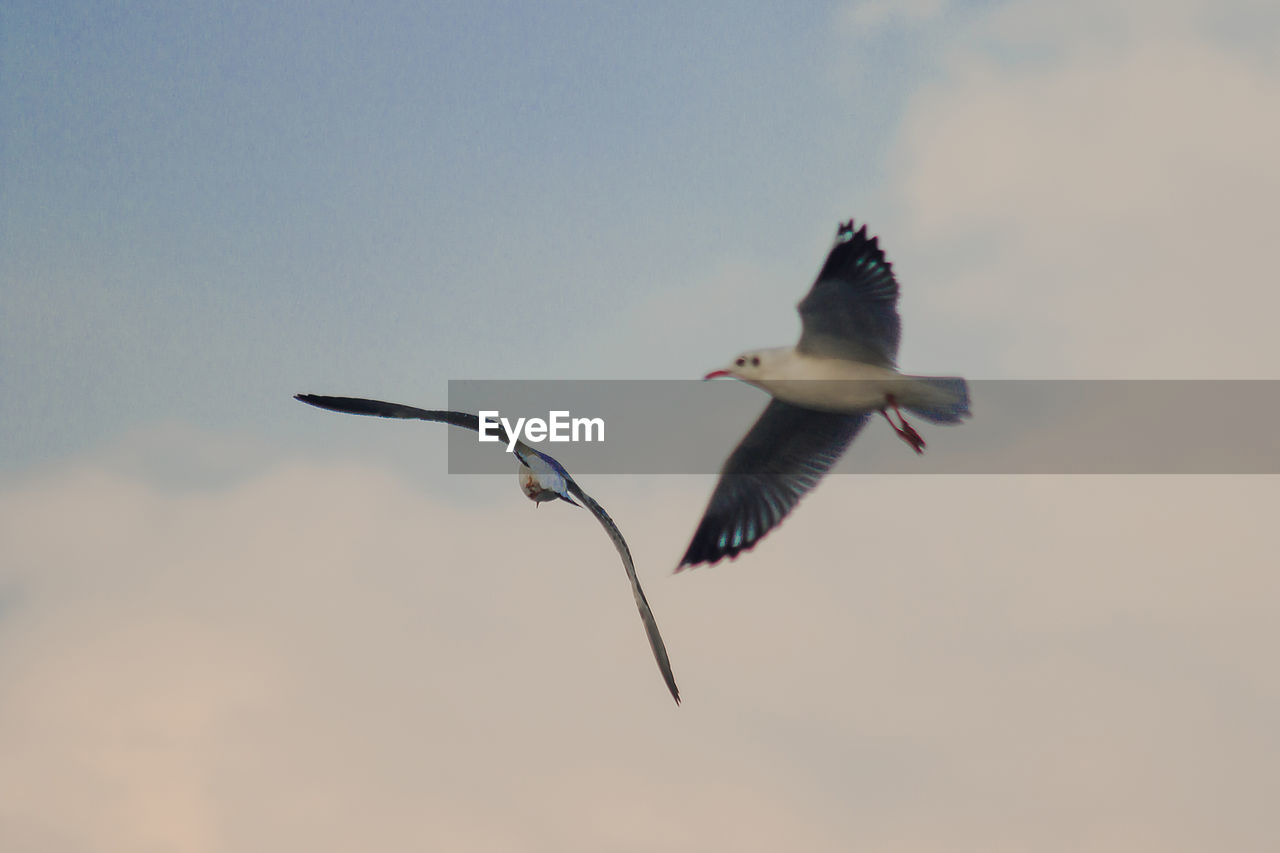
[796,220,901,367]
[294,393,507,439]
[678,400,868,569]
[565,478,681,705]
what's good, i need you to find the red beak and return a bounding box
[703,369,731,380]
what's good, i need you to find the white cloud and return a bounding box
[888,1,1280,377]
[2,439,1279,850]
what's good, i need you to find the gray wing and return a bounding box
[678,400,869,569]
[294,393,496,435]
[565,478,681,705]
[298,394,580,504]
[795,220,901,366]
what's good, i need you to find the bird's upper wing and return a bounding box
[678,400,869,569]
[795,221,901,366]
[565,477,681,705]
[294,394,518,444]
[297,396,580,502]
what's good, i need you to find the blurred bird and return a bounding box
[296,393,680,704]
[680,220,970,569]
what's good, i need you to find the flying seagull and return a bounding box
[295,393,680,704]
[678,220,970,570]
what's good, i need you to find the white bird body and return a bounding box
[518,456,572,504]
[724,346,965,414]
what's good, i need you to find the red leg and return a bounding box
[882,395,926,455]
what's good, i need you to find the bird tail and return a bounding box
[901,376,970,424]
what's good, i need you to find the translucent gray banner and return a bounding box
[444,380,1280,474]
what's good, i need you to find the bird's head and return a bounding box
[703,349,782,384]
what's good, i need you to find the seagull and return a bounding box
[678,220,970,570]
[295,393,680,704]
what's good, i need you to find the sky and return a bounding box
[3,0,1280,850]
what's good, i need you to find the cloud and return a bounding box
[2,434,1279,850]
[0,454,849,851]
[887,1,1280,377]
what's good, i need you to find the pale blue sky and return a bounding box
[2,0,999,471]
[4,2,1280,850]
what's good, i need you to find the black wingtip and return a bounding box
[818,218,890,284]
[677,493,784,570]
[663,665,681,704]
[835,219,869,242]
[675,533,755,572]
[295,393,340,413]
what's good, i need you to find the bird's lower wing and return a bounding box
[678,400,868,569]
[566,480,680,705]
[295,394,489,434]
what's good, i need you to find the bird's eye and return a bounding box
[735,357,746,367]
[751,356,760,367]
